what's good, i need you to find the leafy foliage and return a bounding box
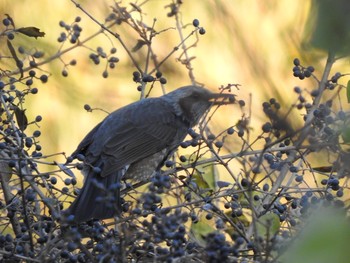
[0,1,349,262]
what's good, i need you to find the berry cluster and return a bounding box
[89,47,119,78]
[133,71,167,92]
[192,19,206,35]
[292,58,315,80]
[1,2,350,261]
[58,17,82,44]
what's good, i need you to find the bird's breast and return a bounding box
[124,149,168,181]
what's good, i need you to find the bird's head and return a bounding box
[163,85,235,126]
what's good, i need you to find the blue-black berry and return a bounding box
[2,18,11,26]
[293,58,300,66]
[199,27,206,35]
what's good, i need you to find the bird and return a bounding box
[66,85,234,223]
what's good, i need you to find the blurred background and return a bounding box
[0,0,349,169]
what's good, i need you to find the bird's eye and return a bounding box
[191,92,200,99]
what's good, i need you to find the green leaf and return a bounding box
[256,213,280,238]
[190,164,216,196]
[225,210,251,227]
[341,124,350,144]
[347,80,350,103]
[189,217,216,246]
[282,208,350,263]
[192,172,210,189]
[305,0,350,55]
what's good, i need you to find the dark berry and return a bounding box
[215,141,223,148]
[76,154,85,161]
[133,71,140,78]
[7,33,14,40]
[227,127,234,134]
[289,166,298,172]
[64,178,71,186]
[199,27,206,35]
[35,115,42,122]
[84,104,91,111]
[142,75,154,82]
[29,70,36,77]
[109,57,119,63]
[262,122,272,133]
[179,155,187,162]
[336,190,344,197]
[165,160,174,167]
[263,184,269,191]
[33,130,41,137]
[2,18,10,26]
[338,111,346,120]
[156,71,162,78]
[70,59,77,66]
[241,178,249,187]
[29,60,37,67]
[8,160,16,168]
[206,213,213,220]
[50,177,57,184]
[33,51,44,58]
[71,178,77,185]
[26,79,33,86]
[294,86,301,93]
[40,75,48,83]
[25,138,33,148]
[205,134,214,140]
[238,100,245,107]
[295,175,303,182]
[102,70,108,78]
[31,88,38,94]
[262,102,270,109]
[307,66,315,73]
[304,70,311,78]
[293,58,300,66]
[310,89,319,97]
[67,242,78,252]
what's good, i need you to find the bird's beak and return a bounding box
[208,93,236,105]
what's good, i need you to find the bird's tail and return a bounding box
[65,169,123,223]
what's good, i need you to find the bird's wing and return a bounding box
[92,99,188,178]
[100,123,176,177]
[70,121,104,158]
